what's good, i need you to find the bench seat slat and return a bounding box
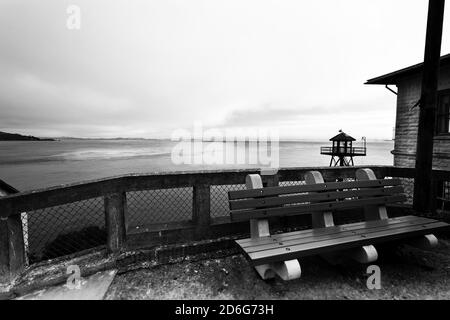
[240,216,438,254]
[237,215,429,248]
[228,179,401,200]
[229,185,404,210]
[230,194,407,221]
[245,220,450,265]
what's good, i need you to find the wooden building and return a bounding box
[366,54,450,171]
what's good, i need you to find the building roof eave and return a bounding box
[365,53,450,85]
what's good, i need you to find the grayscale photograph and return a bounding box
[0,0,450,308]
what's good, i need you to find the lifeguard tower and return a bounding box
[320,130,366,166]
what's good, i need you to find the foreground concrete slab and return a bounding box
[16,269,117,300]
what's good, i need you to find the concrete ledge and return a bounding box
[1,236,242,300]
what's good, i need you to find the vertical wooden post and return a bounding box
[104,192,127,253]
[261,169,279,187]
[0,183,26,283]
[413,0,446,213]
[262,174,279,187]
[0,213,26,283]
[192,184,211,239]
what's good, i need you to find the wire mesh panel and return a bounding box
[210,184,246,218]
[24,197,105,264]
[398,177,414,204]
[384,176,414,204]
[279,180,306,186]
[127,187,193,228]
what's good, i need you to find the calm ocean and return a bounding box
[0,139,394,191]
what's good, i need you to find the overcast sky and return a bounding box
[1,0,449,140]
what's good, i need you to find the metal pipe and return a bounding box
[385,85,398,95]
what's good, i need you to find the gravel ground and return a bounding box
[105,239,450,300]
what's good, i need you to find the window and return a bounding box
[436,90,450,135]
[444,181,450,200]
[437,181,450,212]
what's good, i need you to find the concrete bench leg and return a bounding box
[347,245,378,263]
[406,234,438,249]
[319,245,378,265]
[255,259,302,281]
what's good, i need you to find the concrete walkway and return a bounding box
[16,270,117,300]
[105,239,450,300]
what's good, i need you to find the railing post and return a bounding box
[261,170,279,187]
[0,183,26,283]
[104,192,127,253]
[193,183,211,239]
[0,210,26,283]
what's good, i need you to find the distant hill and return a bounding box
[0,131,55,141]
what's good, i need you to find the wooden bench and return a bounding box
[228,168,450,280]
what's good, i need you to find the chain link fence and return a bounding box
[23,197,105,264]
[279,180,306,187]
[398,177,414,205]
[210,184,246,218]
[126,187,193,229]
[385,176,414,204]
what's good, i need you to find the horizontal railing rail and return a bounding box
[320,146,367,155]
[0,166,389,216]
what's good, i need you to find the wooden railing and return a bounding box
[320,146,367,156]
[0,165,449,281]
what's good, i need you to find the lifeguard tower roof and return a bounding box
[329,132,356,142]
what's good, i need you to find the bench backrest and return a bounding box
[228,177,406,222]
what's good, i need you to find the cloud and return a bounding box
[218,99,393,128]
[0,0,447,139]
